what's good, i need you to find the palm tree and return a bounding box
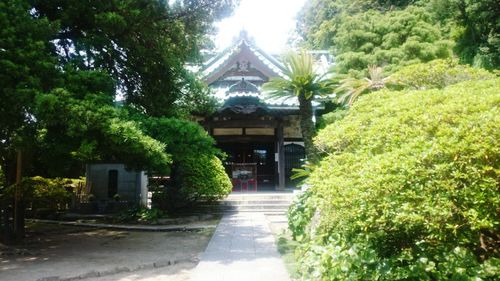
[337,65,389,106]
[262,52,334,163]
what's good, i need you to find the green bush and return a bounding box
[139,117,230,209]
[293,79,500,280]
[391,59,496,90]
[176,154,232,203]
[117,207,166,224]
[318,108,349,129]
[288,190,316,241]
[16,177,84,212]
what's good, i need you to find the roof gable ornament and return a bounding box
[238,29,249,41]
[202,31,285,85]
[227,78,259,94]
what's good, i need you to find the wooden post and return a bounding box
[13,149,24,237]
[277,121,285,190]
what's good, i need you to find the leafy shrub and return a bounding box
[391,59,496,90]
[117,207,166,224]
[288,190,316,241]
[139,117,230,209]
[318,108,349,129]
[176,154,232,203]
[15,177,84,212]
[293,79,500,280]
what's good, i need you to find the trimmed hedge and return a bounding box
[141,117,231,209]
[177,154,232,202]
[390,59,496,90]
[291,79,500,280]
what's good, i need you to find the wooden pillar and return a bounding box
[14,149,24,238]
[277,121,285,190]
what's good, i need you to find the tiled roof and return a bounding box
[201,39,285,80]
[203,31,332,111]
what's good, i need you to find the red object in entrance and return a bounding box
[231,177,258,192]
[231,163,258,192]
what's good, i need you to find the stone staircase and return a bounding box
[192,191,298,215]
[219,192,296,214]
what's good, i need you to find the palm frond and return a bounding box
[262,51,335,101]
[336,65,389,106]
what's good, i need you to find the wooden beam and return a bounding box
[206,119,278,128]
[214,135,276,143]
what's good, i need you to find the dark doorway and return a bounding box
[284,144,305,187]
[218,142,275,189]
[107,170,118,198]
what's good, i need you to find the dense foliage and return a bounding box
[297,0,499,73]
[290,78,500,280]
[138,117,230,209]
[390,59,497,89]
[0,177,84,213]
[428,0,499,69]
[0,0,58,185]
[0,0,236,240]
[335,6,453,76]
[35,81,171,177]
[176,154,232,203]
[32,0,237,116]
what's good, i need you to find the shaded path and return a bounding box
[190,212,290,281]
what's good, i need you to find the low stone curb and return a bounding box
[36,258,198,281]
[28,219,217,232]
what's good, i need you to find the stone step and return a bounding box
[196,192,297,215]
[197,204,290,210]
[226,210,288,215]
[221,199,292,206]
[232,203,290,210]
[226,195,295,200]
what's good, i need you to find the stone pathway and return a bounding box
[189,212,290,281]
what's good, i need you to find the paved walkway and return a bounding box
[190,212,290,281]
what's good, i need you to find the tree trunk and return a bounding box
[0,149,24,243]
[298,94,318,163]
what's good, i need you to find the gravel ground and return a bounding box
[0,223,214,281]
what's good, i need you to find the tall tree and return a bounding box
[296,0,419,50]
[263,52,335,163]
[333,6,453,76]
[0,0,58,186]
[1,0,236,241]
[0,0,59,241]
[296,0,499,72]
[32,0,238,116]
[427,0,499,69]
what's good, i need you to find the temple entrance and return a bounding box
[284,143,306,187]
[218,142,276,190]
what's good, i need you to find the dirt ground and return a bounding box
[0,223,214,281]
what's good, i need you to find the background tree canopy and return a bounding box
[296,0,499,73]
[32,0,237,116]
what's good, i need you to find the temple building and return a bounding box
[200,31,332,191]
[85,32,333,207]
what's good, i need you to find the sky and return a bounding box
[214,0,307,54]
